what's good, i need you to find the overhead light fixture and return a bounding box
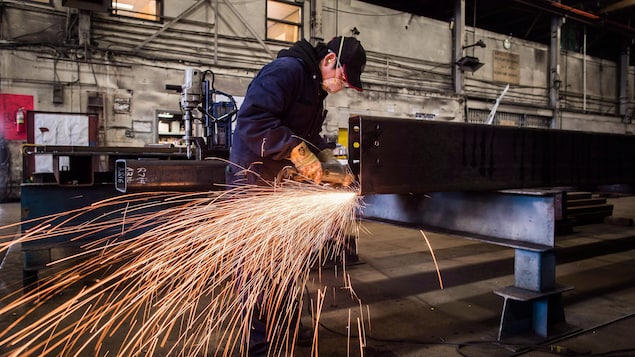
[158,112,174,118]
[457,40,486,72]
[462,39,486,50]
[456,56,484,72]
[114,2,134,11]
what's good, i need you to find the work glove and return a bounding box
[290,142,322,183]
[317,149,354,187]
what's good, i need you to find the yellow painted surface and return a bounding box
[338,128,347,147]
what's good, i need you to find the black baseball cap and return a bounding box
[327,36,366,92]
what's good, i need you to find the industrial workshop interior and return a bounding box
[1,0,635,356]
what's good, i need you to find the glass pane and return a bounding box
[267,20,300,42]
[268,1,301,24]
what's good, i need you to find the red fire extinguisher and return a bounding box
[16,107,25,133]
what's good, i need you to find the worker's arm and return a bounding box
[233,58,315,161]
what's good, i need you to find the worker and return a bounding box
[225,36,366,356]
[226,36,366,186]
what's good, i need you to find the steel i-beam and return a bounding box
[345,115,635,339]
[348,115,635,195]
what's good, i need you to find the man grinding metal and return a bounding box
[226,36,366,187]
[225,36,366,356]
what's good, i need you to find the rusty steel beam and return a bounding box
[348,115,635,195]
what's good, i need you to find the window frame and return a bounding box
[265,0,303,43]
[28,0,53,5]
[111,0,163,22]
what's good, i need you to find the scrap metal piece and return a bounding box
[116,159,227,193]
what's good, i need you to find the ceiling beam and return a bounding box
[513,0,635,38]
[599,0,635,14]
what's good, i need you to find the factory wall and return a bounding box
[0,0,634,200]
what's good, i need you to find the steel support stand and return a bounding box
[361,190,574,340]
[494,249,573,339]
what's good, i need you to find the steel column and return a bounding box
[453,0,465,94]
[550,12,562,128]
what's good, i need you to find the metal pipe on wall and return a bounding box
[583,25,587,112]
[619,39,629,120]
[549,13,562,128]
[214,0,219,65]
[310,0,323,45]
[453,0,465,94]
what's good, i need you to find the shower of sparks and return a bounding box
[0,182,364,357]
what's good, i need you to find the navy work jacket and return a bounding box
[227,55,329,185]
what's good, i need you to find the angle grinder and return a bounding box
[277,161,355,187]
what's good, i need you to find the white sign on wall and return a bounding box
[33,113,90,173]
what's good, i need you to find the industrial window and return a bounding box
[266,0,302,43]
[467,108,552,128]
[112,0,161,22]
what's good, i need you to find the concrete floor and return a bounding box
[1,195,635,357]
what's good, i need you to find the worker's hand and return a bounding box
[290,142,322,183]
[317,149,354,187]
